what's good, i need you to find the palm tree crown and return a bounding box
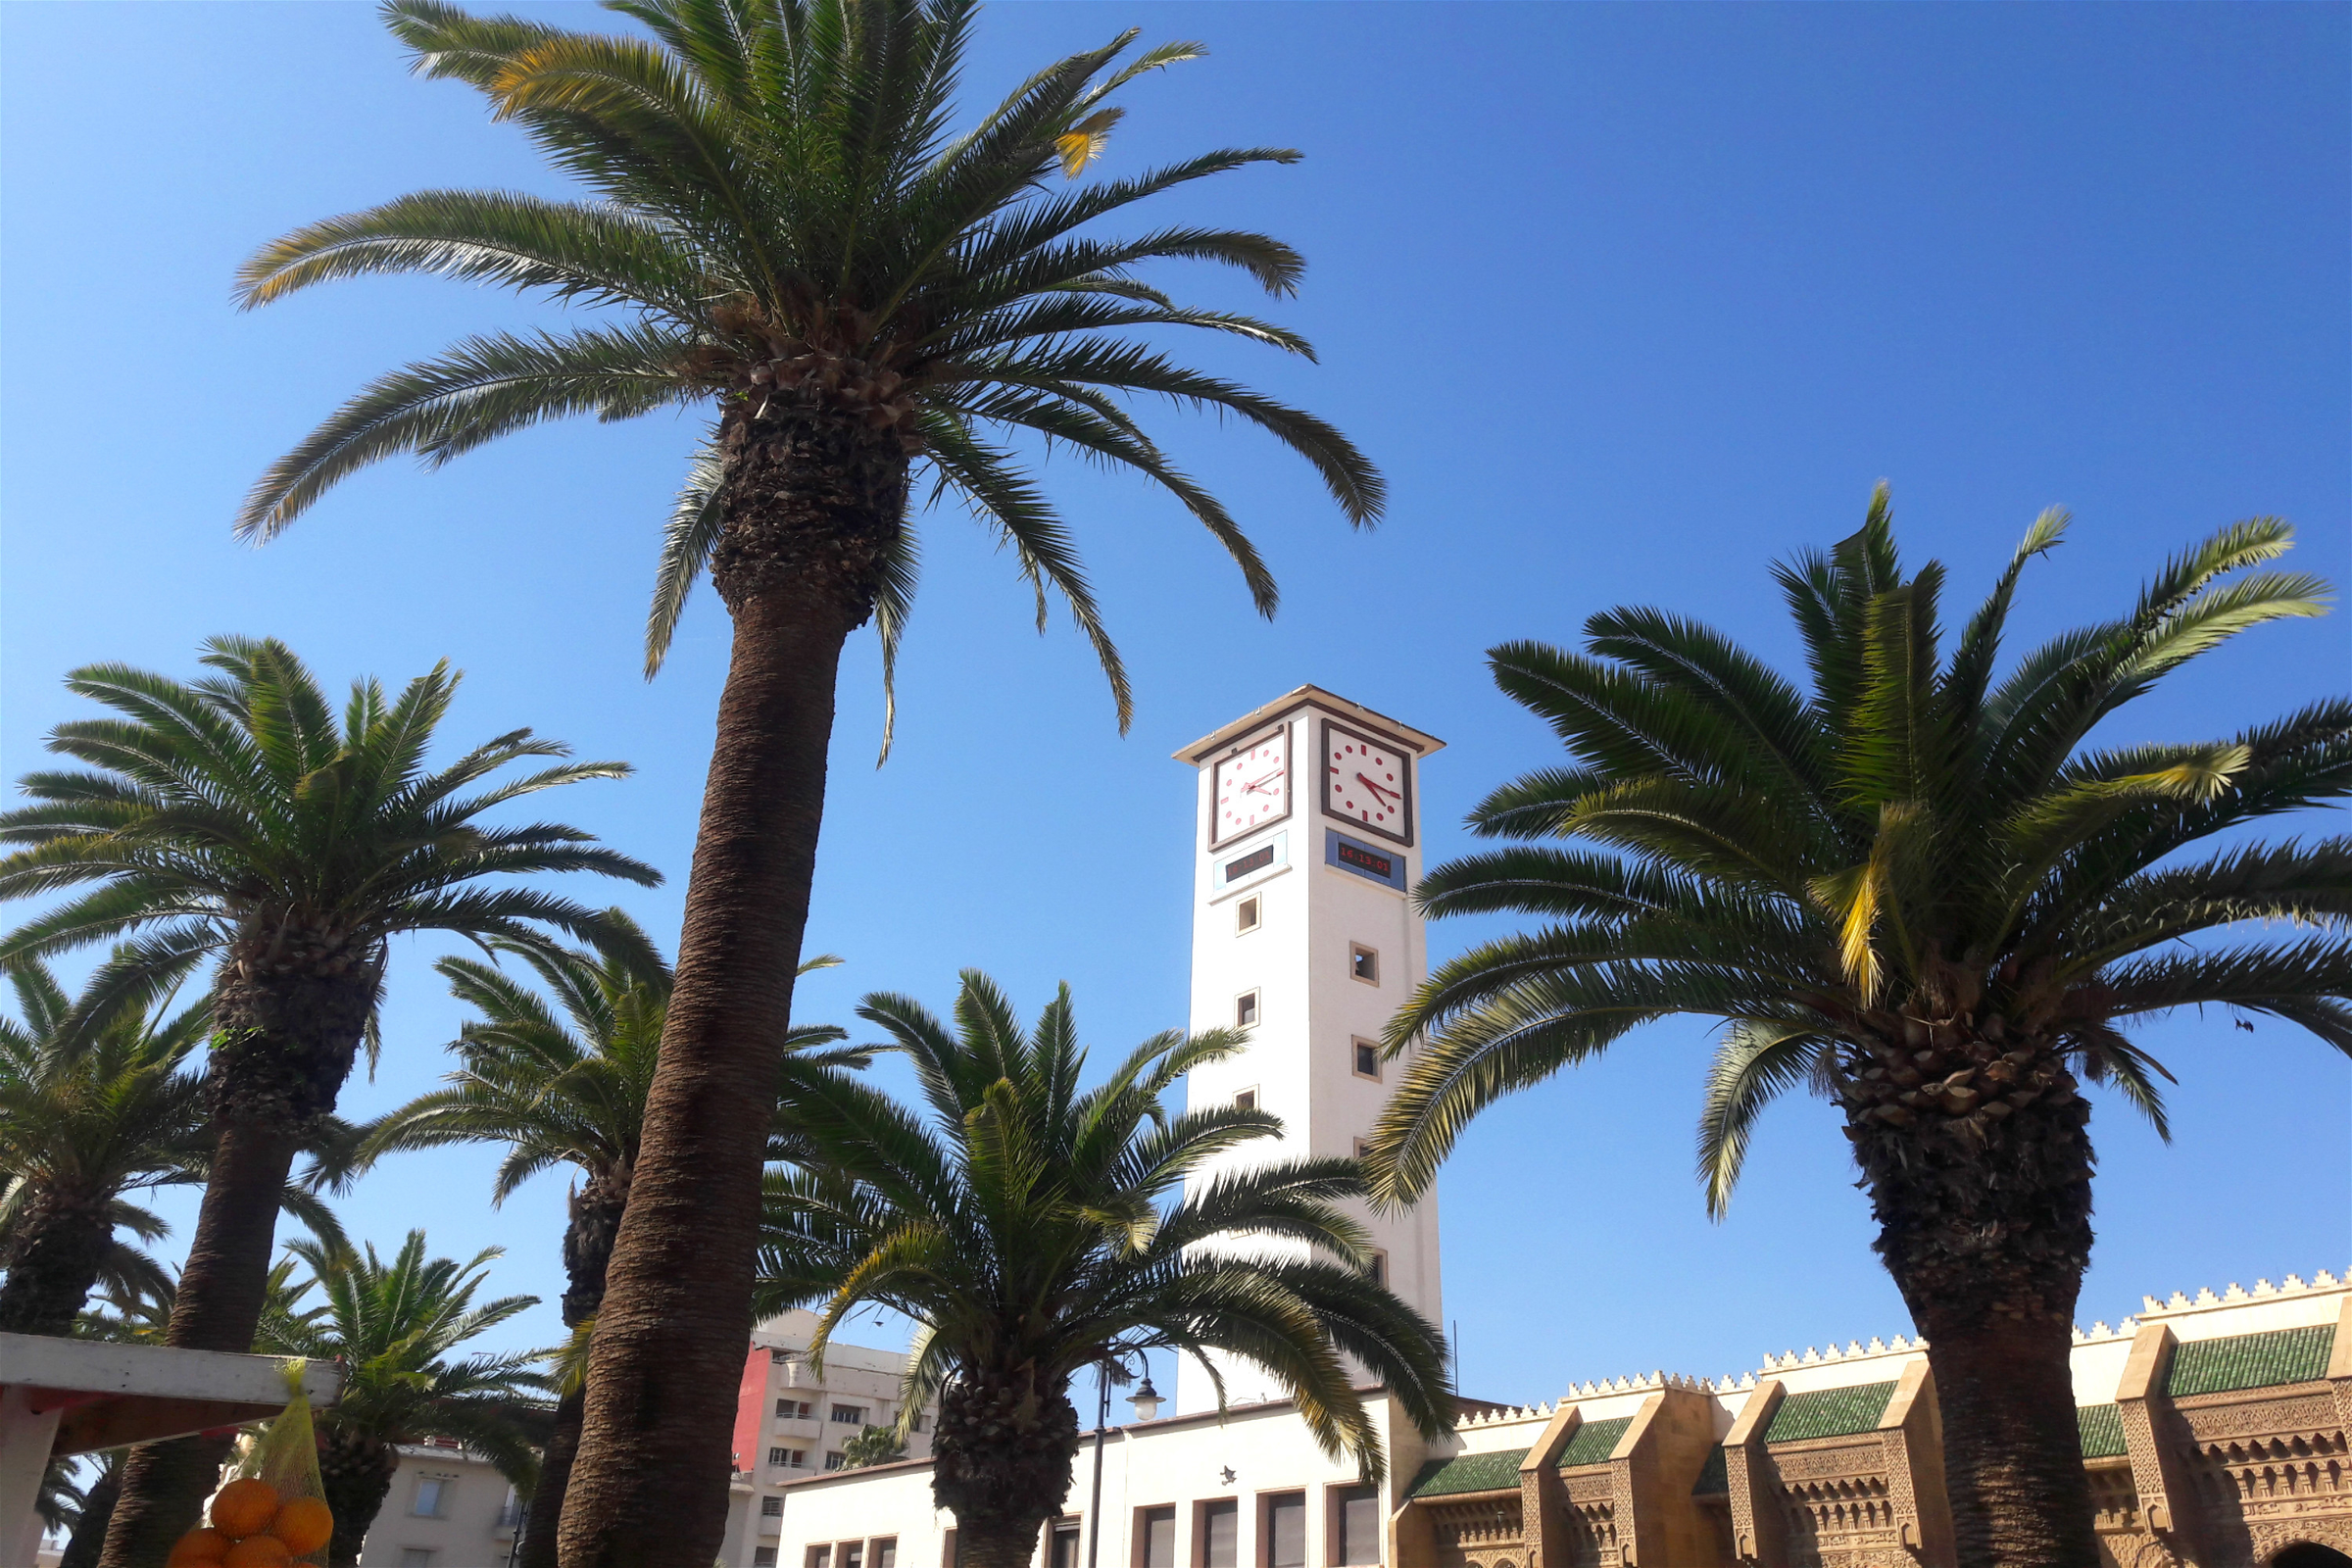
[258,1231,549,1568]
[0,961,208,1336]
[761,973,1451,1568]
[0,636,658,1013]
[1366,495,2349,1565]
[238,0,1381,726]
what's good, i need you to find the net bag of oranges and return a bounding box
[167,1359,335,1568]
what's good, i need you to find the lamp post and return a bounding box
[1084,1350,1150,1568]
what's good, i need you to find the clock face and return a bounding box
[1322,721,1413,844]
[1211,727,1290,847]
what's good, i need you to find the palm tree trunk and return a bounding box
[316,1426,400,1568]
[97,962,373,1568]
[1847,1025,2101,1567]
[0,1192,113,1337]
[931,1367,1082,1568]
[562,411,906,1568]
[58,1454,122,1568]
[518,1184,625,1568]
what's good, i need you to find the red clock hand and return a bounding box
[1354,771,1397,806]
[1244,769,1284,794]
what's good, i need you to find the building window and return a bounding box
[1200,1500,1239,1568]
[1236,896,1261,935]
[1352,1138,1371,1160]
[1051,1520,1083,1568]
[400,1551,435,1568]
[909,1412,924,1433]
[1234,1088,1257,1113]
[756,1552,779,1568]
[411,1479,452,1519]
[1139,1506,1177,1568]
[768,1446,809,1469]
[770,1348,790,1362]
[761,1496,783,1518]
[824,1451,847,1471]
[808,1547,832,1568]
[1348,944,1379,986]
[777,1398,812,1419]
[1333,1486,1380,1566]
[831,1403,866,1425]
[1351,1039,1381,1082]
[1234,990,1259,1028]
[1365,1250,1388,1289]
[1264,1494,1306,1568]
[843,1543,865,1568]
[874,1539,898,1568]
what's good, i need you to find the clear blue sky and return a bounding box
[3,2,2345,1402]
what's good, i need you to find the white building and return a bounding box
[359,1439,523,1568]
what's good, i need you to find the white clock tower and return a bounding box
[1171,687,1446,1414]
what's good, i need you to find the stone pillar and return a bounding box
[1607,1385,1724,1568]
[2116,1322,2197,1559]
[2328,1294,2352,1436]
[1518,1405,1582,1568]
[1721,1380,1786,1567]
[1876,1359,1953,1568]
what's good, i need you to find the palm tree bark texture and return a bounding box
[563,412,907,1568]
[515,1179,630,1568]
[0,1191,115,1338]
[1843,995,2099,1565]
[99,955,376,1568]
[930,1366,1083,1568]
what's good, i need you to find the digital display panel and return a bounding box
[1224,844,1276,880]
[1326,829,1405,890]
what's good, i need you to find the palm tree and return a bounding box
[0,959,357,1339]
[342,921,856,1568]
[0,961,208,1337]
[1363,496,2351,1568]
[257,1231,550,1568]
[0,637,659,1567]
[233,3,1382,1551]
[759,972,1453,1568]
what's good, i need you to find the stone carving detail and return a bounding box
[2180,1395,2337,1444]
[1553,1497,1618,1568]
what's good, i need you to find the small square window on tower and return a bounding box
[1235,1088,1258,1112]
[1352,1138,1371,1160]
[1236,896,1262,935]
[1235,990,1260,1028]
[1351,1038,1381,1082]
[1348,944,1379,986]
[1365,1250,1388,1289]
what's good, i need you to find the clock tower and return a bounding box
[1172,687,1446,1414]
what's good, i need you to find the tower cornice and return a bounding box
[1173,685,1446,764]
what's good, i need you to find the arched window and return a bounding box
[2270,1544,2352,1568]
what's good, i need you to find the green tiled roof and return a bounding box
[2166,1325,2335,1397]
[2078,1404,2126,1459]
[1691,1445,1728,1496]
[1409,1448,1528,1498]
[1557,1416,1634,1469]
[1762,1382,1898,1444]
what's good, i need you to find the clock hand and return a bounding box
[1354,771,1397,806]
[1243,769,1285,794]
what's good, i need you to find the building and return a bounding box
[356,1439,521,1568]
[719,1309,944,1568]
[748,688,2352,1568]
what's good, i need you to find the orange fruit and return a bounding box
[269,1496,334,1555]
[222,1535,292,1568]
[211,1478,280,1539]
[167,1528,232,1565]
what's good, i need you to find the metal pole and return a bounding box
[1085,1360,1111,1568]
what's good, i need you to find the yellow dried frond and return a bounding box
[1056,108,1124,178]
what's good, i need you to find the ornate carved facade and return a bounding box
[1402,1273,2350,1568]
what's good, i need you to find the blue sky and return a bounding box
[3,2,2345,1404]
